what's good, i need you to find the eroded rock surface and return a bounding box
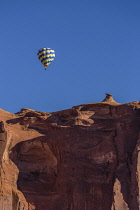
[0,98,140,210]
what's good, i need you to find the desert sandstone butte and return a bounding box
[0,94,140,210]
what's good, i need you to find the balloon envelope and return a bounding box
[37,48,55,68]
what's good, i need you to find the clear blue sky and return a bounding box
[0,0,140,113]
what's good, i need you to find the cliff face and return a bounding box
[0,98,140,210]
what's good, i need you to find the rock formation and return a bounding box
[102,93,118,103]
[0,95,140,210]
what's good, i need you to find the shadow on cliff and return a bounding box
[10,136,58,207]
[7,117,25,124]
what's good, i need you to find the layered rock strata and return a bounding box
[0,96,140,210]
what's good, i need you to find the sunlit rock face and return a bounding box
[0,97,140,210]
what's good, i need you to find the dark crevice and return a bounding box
[112,129,119,166]
[109,106,113,117]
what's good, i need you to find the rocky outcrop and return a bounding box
[102,93,118,103]
[0,96,140,210]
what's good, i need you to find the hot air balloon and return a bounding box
[37,48,55,70]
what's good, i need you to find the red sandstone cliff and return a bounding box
[0,94,140,210]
